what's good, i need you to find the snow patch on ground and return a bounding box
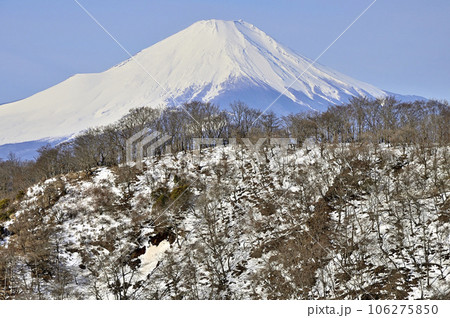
[139,240,171,278]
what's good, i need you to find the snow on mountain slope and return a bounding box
[1,144,449,299]
[1,19,395,152]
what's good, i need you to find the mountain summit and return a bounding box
[0,19,413,157]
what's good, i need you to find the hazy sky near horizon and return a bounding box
[1,0,449,104]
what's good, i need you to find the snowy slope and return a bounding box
[1,144,449,299]
[0,19,410,155]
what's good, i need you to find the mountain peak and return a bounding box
[159,19,266,49]
[0,19,395,157]
[189,19,252,28]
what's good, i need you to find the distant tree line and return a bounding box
[0,97,448,202]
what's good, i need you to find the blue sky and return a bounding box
[1,0,449,104]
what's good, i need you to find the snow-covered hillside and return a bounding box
[0,19,416,158]
[1,143,449,299]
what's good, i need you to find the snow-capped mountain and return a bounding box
[0,19,418,159]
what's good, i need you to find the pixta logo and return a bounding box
[126,128,172,170]
[127,128,297,170]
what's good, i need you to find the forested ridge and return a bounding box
[0,97,449,299]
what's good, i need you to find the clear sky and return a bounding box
[1,0,449,104]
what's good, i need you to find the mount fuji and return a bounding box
[0,19,422,159]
